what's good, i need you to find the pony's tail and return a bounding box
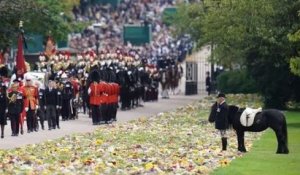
[282,116,289,154]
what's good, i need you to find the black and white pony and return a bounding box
[209,105,289,154]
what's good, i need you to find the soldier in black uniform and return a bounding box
[140,67,151,102]
[80,77,89,115]
[7,80,24,136]
[136,67,145,106]
[55,81,62,128]
[118,67,129,110]
[127,67,136,109]
[61,75,74,121]
[0,80,7,138]
[36,82,46,130]
[45,81,59,130]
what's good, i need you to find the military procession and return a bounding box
[0,35,191,139]
[0,0,194,139]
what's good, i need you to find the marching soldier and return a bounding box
[7,80,24,136]
[88,70,101,125]
[18,78,26,135]
[36,82,46,130]
[45,81,58,130]
[61,74,74,121]
[23,77,39,133]
[151,68,160,101]
[55,80,63,129]
[80,77,89,115]
[70,75,80,119]
[99,79,109,123]
[0,79,7,138]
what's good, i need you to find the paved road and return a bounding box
[0,94,203,149]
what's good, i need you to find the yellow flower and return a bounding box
[195,158,204,165]
[95,139,103,146]
[180,159,189,167]
[145,162,154,171]
[220,159,230,167]
[42,170,52,175]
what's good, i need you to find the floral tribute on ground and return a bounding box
[0,94,263,174]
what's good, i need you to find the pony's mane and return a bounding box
[228,105,239,114]
[227,105,245,128]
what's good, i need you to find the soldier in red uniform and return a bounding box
[88,70,101,125]
[99,80,109,124]
[23,77,39,133]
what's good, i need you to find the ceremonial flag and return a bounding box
[16,33,26,77]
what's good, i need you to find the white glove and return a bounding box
[25,107,29,112]
[44,106,47,110]
[36,105,39,109]
[5,109,8,113]
[56,105,59,109]
[59,106,62,109]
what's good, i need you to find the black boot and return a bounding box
[222,137,227,151]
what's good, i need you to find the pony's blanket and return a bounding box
[240,107,262,127]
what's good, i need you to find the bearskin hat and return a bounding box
[0,65,8,77]
[89,69,100,83]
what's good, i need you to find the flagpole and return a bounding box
[15,20,27,78]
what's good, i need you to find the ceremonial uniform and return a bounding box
[45,87,58,130]
[88,82,101,125]
[37,88,46,130]
[56,84,63,128]
[99,81,109,123]
[80,78,89,114]
[23,84,39,132]
[118,69,129,110]
[0,82,7,138]
[61,81,74,120]
[0,83,7,126]
[7,89,23,136]
[71,79,80,119]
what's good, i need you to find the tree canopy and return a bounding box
[174,0,300,108]
[0,0,83,48]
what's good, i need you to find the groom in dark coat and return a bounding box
[209,93,229,151]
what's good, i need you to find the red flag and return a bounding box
[0,53,3,64]
[16,34,26,77]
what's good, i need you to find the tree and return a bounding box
[0,0,83,48]
[174,0,300,108]
[288,11,300,77]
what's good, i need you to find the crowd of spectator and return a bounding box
[69,0,193,65]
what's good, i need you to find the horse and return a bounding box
[159,69,170,99]
[169,65,178,95]
[209,105,289,154]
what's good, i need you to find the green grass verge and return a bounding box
[212,111,300,175]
